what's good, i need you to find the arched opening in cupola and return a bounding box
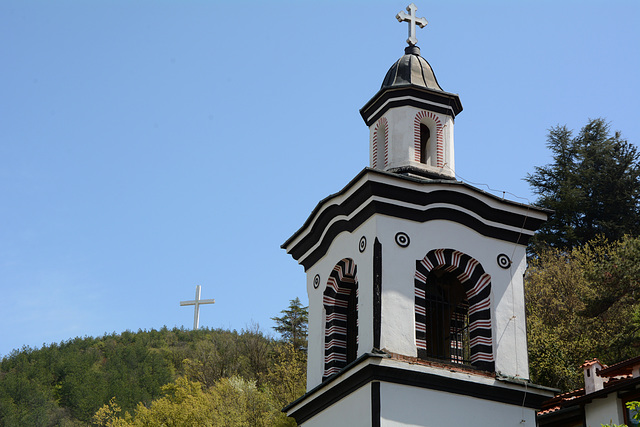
[420,122,431,165]
[372,118,388,169]
[414,111,444,169]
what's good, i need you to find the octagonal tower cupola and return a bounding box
[360,4,462,179]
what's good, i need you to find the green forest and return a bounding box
[0,299,308,426]
[1,118,639,426]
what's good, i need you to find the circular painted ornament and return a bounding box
[359,236,367,253]
[497,253,511,269]
[395,232,410,247]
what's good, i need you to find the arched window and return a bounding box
[415,249,494,372]
[373,118,388,169]
[323,258,358,380]
[420,122,431,165]
[422,269,470,363]
[414,111,444,168]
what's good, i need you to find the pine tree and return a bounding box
[271,298,309,352]
[526,118,640,251]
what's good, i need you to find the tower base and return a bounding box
[285,353,556,426]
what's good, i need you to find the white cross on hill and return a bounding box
[180,285,215,330]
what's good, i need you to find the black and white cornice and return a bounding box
[282,168,549,271]
[360,86,463,127]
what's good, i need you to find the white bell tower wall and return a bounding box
[282,6,556,425]
[283,170,549,391]
[369,106,455,178]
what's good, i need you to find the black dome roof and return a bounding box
[381,45,443,91]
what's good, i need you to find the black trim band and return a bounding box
[365,97,456,126]
[360,86,463,126]
[287,179,545,270]
[287,361,550,424]
[373,238,382,350]
[371,381,380,427]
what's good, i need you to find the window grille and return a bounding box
[423,269,471,365]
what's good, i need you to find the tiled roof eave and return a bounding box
[542,376,640,413]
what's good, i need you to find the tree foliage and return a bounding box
[266,343,307,411]
[271,298,309,352]
[526,236,640,391]
[93,376,292,427]
[0,320,307,426]
[92,343,306,427]
[526,118,640,251]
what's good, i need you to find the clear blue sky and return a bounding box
[1,1,638,358]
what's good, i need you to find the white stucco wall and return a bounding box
[305,217,377,390]
[370,107,455,178]
[300,383,371,427]
[375,214,530,379]
[300,175,541,389]
[585,393,625,427]
[380,382,538,427]
[306,213,530,388]
[442,114,454,173]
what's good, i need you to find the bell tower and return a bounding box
[362,4,462,179]
[282,4,555,426]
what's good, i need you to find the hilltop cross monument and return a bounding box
[396,3,428,46]
[180,285,215,330]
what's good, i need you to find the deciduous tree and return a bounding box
[93,376,295,427]
[526,236,640,391]
[266,343,306,412]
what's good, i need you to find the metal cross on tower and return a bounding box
[180,285,215,330]
[396,3,428,46]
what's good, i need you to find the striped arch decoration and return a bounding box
[413,111,444,167]
[323,258,358,379]
[415,249,494,371]
[372,117,388,169]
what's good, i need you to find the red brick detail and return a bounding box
[323,258,358,379]
[372,117,389,169]
[414,111,444,167]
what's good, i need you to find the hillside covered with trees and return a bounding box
[0,299,308,426]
